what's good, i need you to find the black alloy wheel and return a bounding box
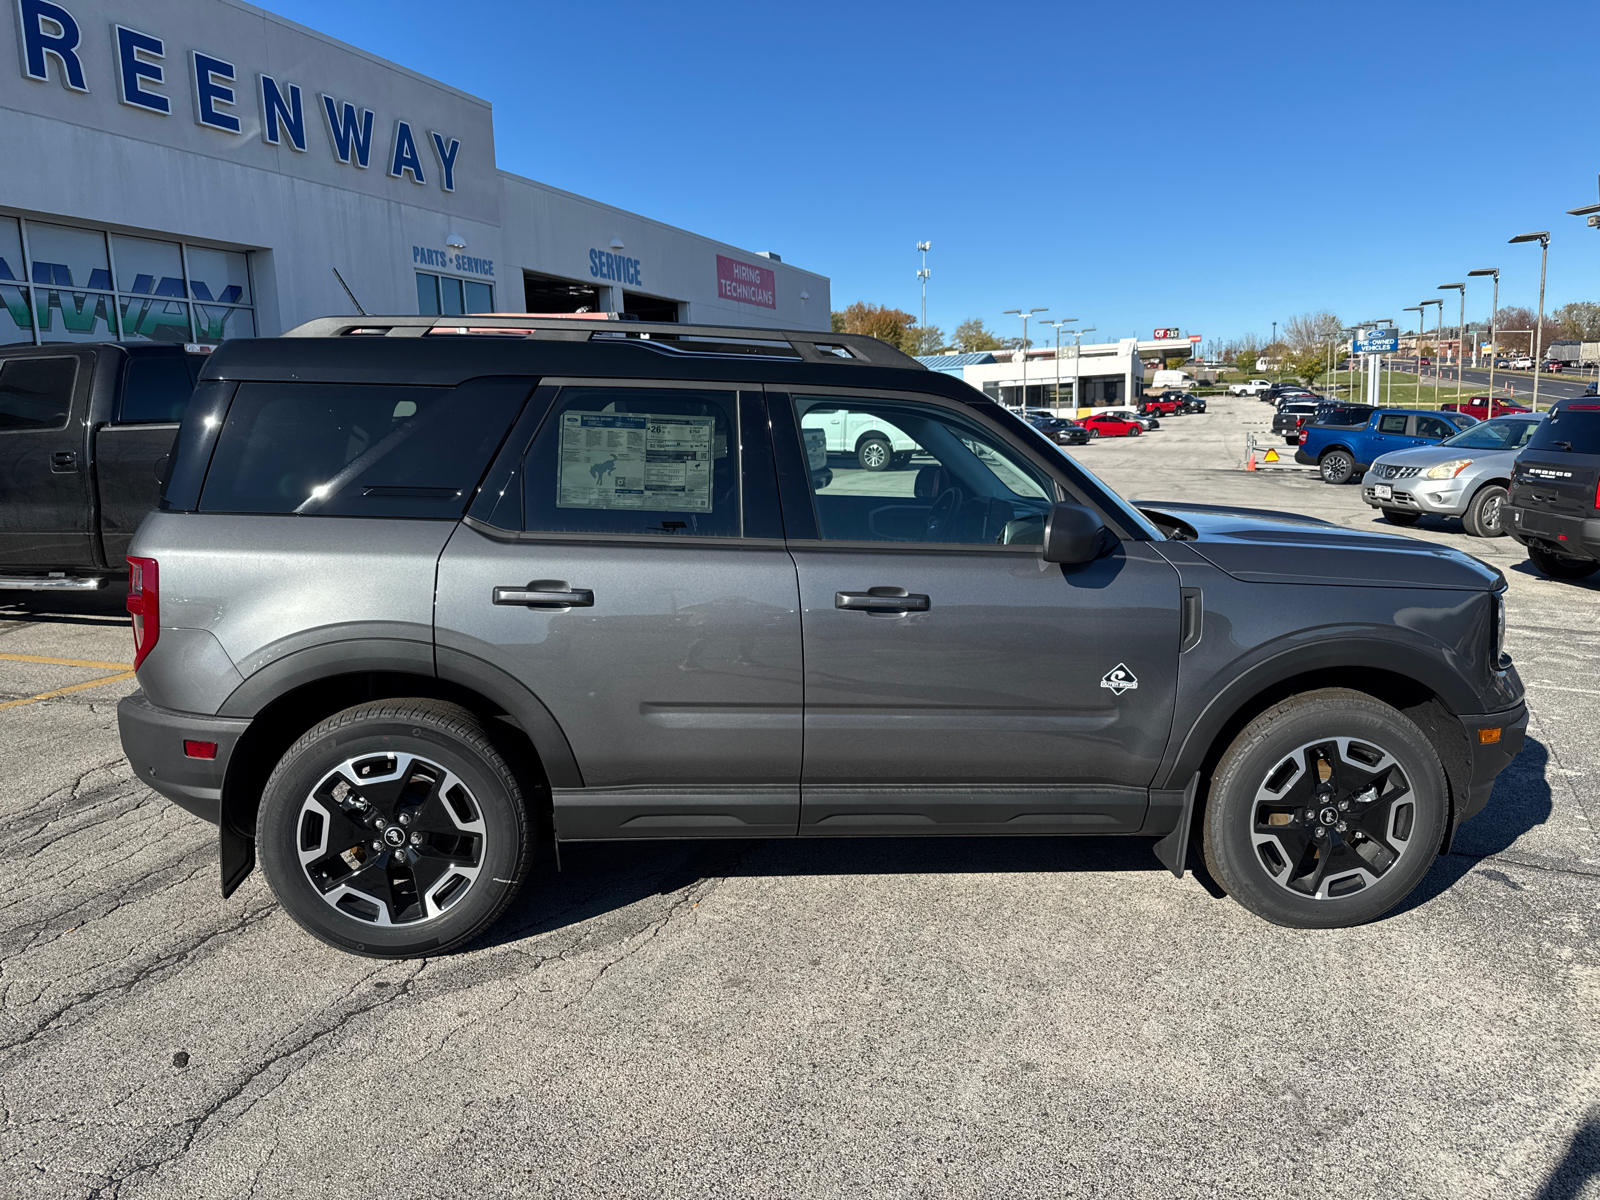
[1381,508,1421,526]
[1463,485,1509,538]
[1528,544,1600,581]
[1319,450,1356,484]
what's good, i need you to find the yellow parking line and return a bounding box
[0,652,134,670]
[0,670,137,712]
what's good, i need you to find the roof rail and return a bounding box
[280,314,924,369]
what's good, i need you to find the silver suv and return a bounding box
[118,316,1526,956]
[1362,415,1543,537]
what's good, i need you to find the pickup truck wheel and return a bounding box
[257,699,534,958]
[1528,544,1600,580]
[1380,509,1420,526]
[857,437,893,472]
[1462,485,1508,538]
[1202,689,1446,929]
[1319,450,1355,484]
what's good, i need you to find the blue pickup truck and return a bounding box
[1295,406,1478,484]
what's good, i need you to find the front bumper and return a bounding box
[1454,702,1529,832]
[1504,505,1600,561]
[1361,476,1468,515]
[118,690,250,824]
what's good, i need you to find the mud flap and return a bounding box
[220,825,255,898]
[1151,772,1201,878]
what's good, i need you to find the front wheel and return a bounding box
[1202,689,1447,928]
[857,437,892,472]
[1463,485,1508,538]
[1127,425,1142,437]
[1319,450,1355,484]
[257,699,534,958]
[1528,544,1600,580]
[1381,508,1420,526]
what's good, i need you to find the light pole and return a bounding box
[1438,284,1465,404]
[1040,318,1078,412]
[1566,199,1600,386]
[1073,327,1096,411]
[1509,232,1550,411]
[1402,306,1425,404]
[1002,307,1047,410]
[1467,268,1499,401]
[915,241,931,343]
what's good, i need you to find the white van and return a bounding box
[1151,369,1197,391]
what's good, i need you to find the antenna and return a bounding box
[331,267,368,316]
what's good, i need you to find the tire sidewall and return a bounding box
[258,710,527,957]
[858,438,891,471]
[1320,451,1352,484]
[1467,485,1508,538]
[1204,694,1448,929]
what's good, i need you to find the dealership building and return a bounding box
[0,0,830,347]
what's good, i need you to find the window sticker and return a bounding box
[556,411,715,512]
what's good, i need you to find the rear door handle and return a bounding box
[493,582,594,608]
[50,450,77,472]
[835,587,930,613]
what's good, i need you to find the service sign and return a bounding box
[716,254,775,309]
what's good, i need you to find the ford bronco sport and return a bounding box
[118,316,1527,957]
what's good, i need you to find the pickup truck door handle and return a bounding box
[493,583,595,608]
[50,450,77,472]
[835,587,931,613]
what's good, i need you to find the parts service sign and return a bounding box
[716,255,775,309]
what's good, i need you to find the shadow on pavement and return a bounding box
[0,587,129,626]
[1534,1109,1600,1200]
[1507,559,1600,593]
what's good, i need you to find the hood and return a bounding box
[1133,501,1503,591]
[1369,443,1512,469]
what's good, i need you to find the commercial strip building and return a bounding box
[1,0,830,346]
[919,335,1198,411]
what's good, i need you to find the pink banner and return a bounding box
[716,254,776,309]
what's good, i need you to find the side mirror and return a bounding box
[1042,502,1107,564]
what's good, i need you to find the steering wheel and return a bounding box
[925,486,962,540]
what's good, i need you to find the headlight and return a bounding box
[1494,588,1507,664]
[1424,458,1473,479]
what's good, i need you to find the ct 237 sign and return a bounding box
[1153,327,1181,339]
[14,0,463,191]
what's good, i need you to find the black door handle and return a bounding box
[835,587,930,613]
[493,582,594,608]
[50,450,77,472]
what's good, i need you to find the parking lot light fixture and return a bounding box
[1420,299,1444,397]
[1467,269,1500,399]
[1402,307,1426,404]
[1004,308,1047,410]
[1438,285,1466,404]
[1509,232,1550,411]
[1073,327,1095,410]
[1040,318,1077,413]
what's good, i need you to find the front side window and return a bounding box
[792,394,1053,545]
[1413,415,1455,440]
[522,387,740,537]
[0,356,76,431]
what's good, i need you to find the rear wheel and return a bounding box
[1381,508,1420,526]
[1319,450,1355,484]
[1463,485,1509,538]
[857,437,892,472]
[257,699,534,958]
[1203,689,1447,929]
[1528,544,1600,580]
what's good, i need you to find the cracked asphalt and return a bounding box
[3,395,1599,1199]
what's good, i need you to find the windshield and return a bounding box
[1439,417,1541,450]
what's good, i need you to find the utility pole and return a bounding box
[1510,232,1550,410]
[915,241,931,345]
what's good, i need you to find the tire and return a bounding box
[257,699,535,958]
[1528,544,1600,581]
[1089,428,1100,439]
[1127,425,1141,437]
[1202,689,1448,929]
[1319,450,1355,484]
[1462,485,1509,538]
[1381,508,1420,526]
[890,451,914,470]
[857,437,892,472]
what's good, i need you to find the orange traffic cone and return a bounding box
[1246,451,1257,471]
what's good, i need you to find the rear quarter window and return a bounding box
[116,354,195,423]
[0,356,76,431]
[199,379,531,517]
[1525,405,1600,455]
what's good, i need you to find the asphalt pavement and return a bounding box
[2,397,1599,1199]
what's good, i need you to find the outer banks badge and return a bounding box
[1100,663,1138,696]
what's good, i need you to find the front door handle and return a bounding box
[493,582,594,608]
[835,587,930,613]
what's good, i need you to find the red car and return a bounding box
[1441,396,1532,421]
[1080,412,1144,438]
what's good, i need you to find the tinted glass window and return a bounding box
[116,354,194,423]
[200,380,529,516]
[1441,418,1540,450]
[1413,415,1455,439]
[0,356,76,431]
[793,395,1053,545]
[1525,405,1600,455]
[1378,413,1409,434]
[522,387,740,537]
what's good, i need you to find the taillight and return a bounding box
[127,556,159,669]
[1298,430,1309,444]
[1594,475,1600,513]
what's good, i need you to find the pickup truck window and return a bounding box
[1413,415,1455,440]
[1377,413,1409,434]
[115,355,194,424]
[0,357,76,431]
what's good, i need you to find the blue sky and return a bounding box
[267,0,1600,346]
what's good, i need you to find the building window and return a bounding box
[417,272,493,316]
[0,215,254,346]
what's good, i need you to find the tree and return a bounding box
[1236,348,1259,374]
[1287,344,1328,385]
[1492,306,1561,356]
[1555,301,1600,342]
[952,318,1005,353]
[904,325,947,356]
[831,302,917,352]
[1418,341,1435,359]
[1164,355,1186,370]
[1282,311,1343,352]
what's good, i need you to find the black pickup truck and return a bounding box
[0,341,207,591]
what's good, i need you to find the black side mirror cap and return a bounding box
[1042,502,1107,564]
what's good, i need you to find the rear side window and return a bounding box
[199,379,530,517]
[1378,413,1409,434]
[116,354,194,423]
[1525,404,1600,455]
[0,356,76,431]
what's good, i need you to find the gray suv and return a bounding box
[1362,414,1543,536]
[118,316,1527,957]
